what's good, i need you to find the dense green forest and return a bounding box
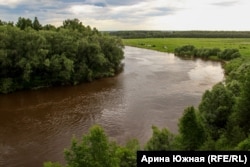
[44,47,250,166]
[109,30,250,38]
[0,17,124,94]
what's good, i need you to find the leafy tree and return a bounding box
[213,125,245,150]
[236,136,250,150]
[199,83,234,139]
[145,126,175,150]
[0,18,124,93]
[235,70,250,134]
[43,24,57,31]
[117,139,139,167]
[178,106,205,150]
[16,17,33,30]
[44,125,139,167]
[64,125,119,167]
[199,136,216,150]
[32,17,42,31]
[0,20,14,26]
[62,18,87,33]
[99,36,124,72]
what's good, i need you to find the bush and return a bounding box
[218,48,241,60]
[174,45,195,56]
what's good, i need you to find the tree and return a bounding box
[64,125,119,167]
[32,17,42,31]
[178,106,205,150]
[43,24,57,31]
[145,126,175,151]
[16,17,32,30]
[44,125,139,167]
[62,18,84,31]
[236,136,250,150]
[117,139,139,167]
[235,71,250,134]
[0,18,124,93]
[0,20,13,26]
[199,83,234,139]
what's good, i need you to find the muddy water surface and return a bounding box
[0,46,224,167]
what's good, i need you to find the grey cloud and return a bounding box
[105,0,147,6]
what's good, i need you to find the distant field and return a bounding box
[123,38,250,58]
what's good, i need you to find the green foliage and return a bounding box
[32,17,42,31]
[226,61,250,82]
[234,70,250,134]
[144,126,175,151]
[218,48,241,60]
[226,80,241,97]
[194,48,221,58]
[224,57,243,79]
[64,125,119,167]
[199,83,234,139]
[178,106,205,150]
[45,125,138,167]
[117,139,139,167]
[43,162,63,167]
[236,136,250,150]
[0,17,124,93]
[0,78,15,93]
[16,17,33,30]
[111,31,250,38]
[174,45,196,57]
[199,136,216,150]
[174,45,240,60]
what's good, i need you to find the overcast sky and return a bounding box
[0,0,249,31]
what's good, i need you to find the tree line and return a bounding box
[109,30,250,39]
[44,54,250,166]
[0,17,124,93]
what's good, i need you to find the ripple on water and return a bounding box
[0,46,224,167]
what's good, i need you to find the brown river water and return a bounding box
[0,46,224,167]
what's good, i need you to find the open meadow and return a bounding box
[123,38,250,59]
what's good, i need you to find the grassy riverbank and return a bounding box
[123,38,250,59]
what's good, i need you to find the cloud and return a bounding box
[0,0,250,30]
[211,1,238,7]
[0,0,28,8]
[67,1,179,23]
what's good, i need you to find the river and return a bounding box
[0,46,224,167]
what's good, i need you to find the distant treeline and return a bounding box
[109,31,250,38]
[0,17,124,93]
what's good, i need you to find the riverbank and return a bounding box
[123,38,250,59]
[123,38,250,152]
[123,38,250,76]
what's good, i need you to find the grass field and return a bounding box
[123,38,250,59]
